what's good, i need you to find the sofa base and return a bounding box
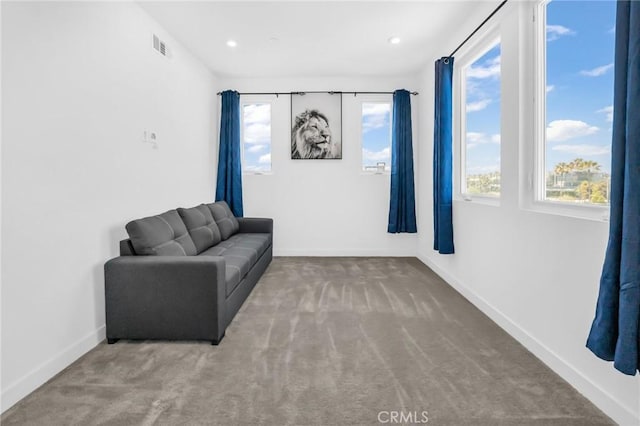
[212,332,225,345]
[104,243,272,345]
[106,337,225,345]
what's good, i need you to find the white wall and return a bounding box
[1,2,217,412]
[218,76,419,256]
[415,3,639,425]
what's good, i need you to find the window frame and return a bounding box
[240,98,273,175]
[454,26,502,205]
[359,94,393,175]
[529,0,610,221]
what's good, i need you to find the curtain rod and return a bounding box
[447,0,508,58]
[215,90,418,96]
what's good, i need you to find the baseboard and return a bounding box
[416,252,638,426]
[275,248,416,257]
[1,325,106,414]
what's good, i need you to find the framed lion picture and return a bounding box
[291,92,342,159]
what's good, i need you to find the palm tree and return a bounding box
[583,160,601,173]
[583,160,603,196]
[570,158,586,172]
[554,162,570,186]
[552,159,603,190]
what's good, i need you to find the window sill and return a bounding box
[457,194,501,207]
[360,171,391,176]
[522,200,610,223]
[243,172,273,176]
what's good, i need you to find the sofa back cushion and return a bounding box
[177,204,222,253]
[125,210,197,256]
[206,201,240,240]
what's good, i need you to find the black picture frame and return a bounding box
[291,92,342,159]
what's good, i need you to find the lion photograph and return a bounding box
[291,93,342,159]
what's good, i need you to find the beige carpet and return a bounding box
[2,257,613,425]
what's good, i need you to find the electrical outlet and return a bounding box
[142,130,158,148]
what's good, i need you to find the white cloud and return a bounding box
[552,144,610,156]
[258,153,271,164]
[546,24,575,41]
[363,103,390,116]
[244,103,270,123]
[466,99,492,112]
[608,25,615,34]
[244,123,270,144]
[465,80,480,96]
[546,120,599,142]
[580,63,614,77]
[466,132,500,145]
[363,147,391,162]
[546,85,555,93]
[466,132,486,144]
[467,55,500,79]
[362,103,390,133]
[246,144,266,153]
[597,105,613,123]
[243,104,271,144]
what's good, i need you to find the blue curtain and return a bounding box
[586,1,639,376]
[433,58,455,254]
[215,90,243,217]
[388,89,417,233]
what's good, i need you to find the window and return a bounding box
[537,0,615,206]
[361,101,392,172]
[461,41,501,197]
[241,103,271,173]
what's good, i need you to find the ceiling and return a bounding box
[139,1,497,78]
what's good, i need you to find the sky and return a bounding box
[465,0,616,177]
[464,43,501,177]
[242,103,272,172]
[362,103,392,171]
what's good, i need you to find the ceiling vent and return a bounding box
[152,34,168,57]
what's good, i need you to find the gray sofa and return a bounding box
[105,201,272,345]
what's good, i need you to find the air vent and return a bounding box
[152,34,168,57]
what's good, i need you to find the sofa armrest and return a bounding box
[104,255,227,343]
[237,217,273,234]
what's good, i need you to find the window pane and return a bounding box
[464,43,501,196]
[362,102,391,172]
[242,103,271,173]
[544,0,615,205]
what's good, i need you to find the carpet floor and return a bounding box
[2,257,613,425]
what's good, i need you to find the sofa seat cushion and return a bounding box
[206,201,240,240]
[220,233,271,258]
[177,204,222,254]
[125,210,197,256]
[199,233,272,296]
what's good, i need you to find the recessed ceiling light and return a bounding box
[226,39,237,48]
[388,36,401,45]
